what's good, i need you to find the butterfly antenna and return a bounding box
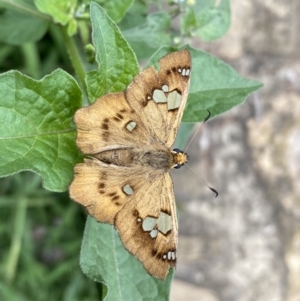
[184,110,212,153]
[184,164,218,198]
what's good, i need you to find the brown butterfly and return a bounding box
[69,49,191,280]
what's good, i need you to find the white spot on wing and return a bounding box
[167,91,182,110]
[167,251,171,260]
[162,84,169,92]
[178,67,190,77]
[171,252,176,260]
[150,229,158,238]
[163,254,167,260]
[142,217,157,231]
[153,89,167,103]
[126,121,136,132]
[123,184,133,195]
[157,212,173,234]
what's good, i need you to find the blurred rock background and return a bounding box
[171,1,300,300]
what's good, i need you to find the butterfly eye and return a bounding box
[172,148,183,154]
[174,164,182,169]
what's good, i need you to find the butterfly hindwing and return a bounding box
[115,173,178,280]
[70,158,178,279]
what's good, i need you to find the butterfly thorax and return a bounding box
[93,148,187,170]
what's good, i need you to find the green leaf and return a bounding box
[0,7,49,45]
[175,123,195,150]
[180,6,196,36]
[122,12,172,59]
[85,2,139,102]
[0,70,82,192]
[67,17,78,36]
[148,46,263,122]
[34,0,77,26]
[182,0,231,41]
[80,217,173,301]
[117,0,151,60]
[184,46,263,121]
[118,0,147,31]
[92,0,134,23]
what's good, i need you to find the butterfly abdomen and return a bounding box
[94,149,135,167]
[94,148,177,170]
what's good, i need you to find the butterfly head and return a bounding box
[172,148,189,169]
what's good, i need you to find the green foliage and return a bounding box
[34,0,78,35]
[86,3,139,101]
[148,46,262,122]
[181,0,231,41]
[0,0,263,300]
[0,172,101,301]
[0,69,82,192]
[0,5,49,45]
[92,0,134,23]
[122,12,172,59]
[34,0,77,25]
[81,217,173,301]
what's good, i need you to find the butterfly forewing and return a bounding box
[126,49,191,147]
[74,92,150,155]
[69,50,191,280]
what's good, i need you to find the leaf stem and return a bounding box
[61,26,87,98]
[22,43,41,79]
[5,196,27,283]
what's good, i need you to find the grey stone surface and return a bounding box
[171,1,300,300]
[170,279,219,301]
